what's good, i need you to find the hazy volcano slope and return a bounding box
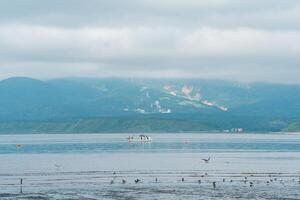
[0,77,299,133]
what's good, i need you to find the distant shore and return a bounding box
[0,131,298,135]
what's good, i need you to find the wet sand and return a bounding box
[0,133,300,199]
[1,170,300,200]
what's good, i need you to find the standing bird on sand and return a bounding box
[202,157,211,163]
[54,164,61,171]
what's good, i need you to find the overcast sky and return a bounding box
[0,0,300,83]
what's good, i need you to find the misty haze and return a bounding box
[0,1,300,200]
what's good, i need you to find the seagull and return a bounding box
[54,164,61,171]
[16,144,22,149]
[202,157,211,163]
[135,179,141,184]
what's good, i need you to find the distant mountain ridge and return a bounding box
[0,77,299,133]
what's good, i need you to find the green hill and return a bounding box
[0,77,299,133]
[285,122,300,132]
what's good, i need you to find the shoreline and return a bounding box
[0,131,299,136]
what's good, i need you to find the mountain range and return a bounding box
[0,77,299,133]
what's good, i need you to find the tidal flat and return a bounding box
[0,133,299,199]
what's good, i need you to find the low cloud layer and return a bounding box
[0,0,300,83]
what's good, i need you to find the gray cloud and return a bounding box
[0,0,300,83]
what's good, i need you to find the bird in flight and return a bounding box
[202,157,211,163]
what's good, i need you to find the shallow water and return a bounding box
[0,133,300,199]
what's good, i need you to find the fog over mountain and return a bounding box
[0,77,299,133]
[1,1,299,132]
[1,3,300,200]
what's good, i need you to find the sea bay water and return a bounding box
[0,133,300,199]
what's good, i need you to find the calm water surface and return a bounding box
[1,133,300,154]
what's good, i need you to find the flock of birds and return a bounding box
[105,170,300,190]
[100,157,300,189]
[14,145,300,191]
[17,171,300,194]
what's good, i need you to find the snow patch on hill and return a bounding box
[163,84,228,112]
